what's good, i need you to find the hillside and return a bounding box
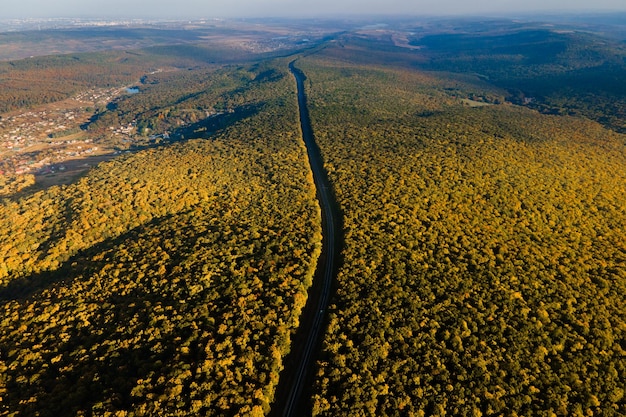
[0,61,322,416]
[411,28,626,132]
[298,41,626,416]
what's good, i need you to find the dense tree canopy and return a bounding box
[2,25,626,417]
[298,50,626,416]
[0,61,322,416]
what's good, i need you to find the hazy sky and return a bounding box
[4,0,626,19]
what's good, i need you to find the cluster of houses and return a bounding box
[0,85,133,176]
[73,87,121,105]
[1,109,75,149]
[0,84,175,177]
[0,106,100,176]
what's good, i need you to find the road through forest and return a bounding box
[269,61,341,417]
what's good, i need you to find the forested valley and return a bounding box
[298,40,626,416]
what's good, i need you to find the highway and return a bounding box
[269,61,340,417]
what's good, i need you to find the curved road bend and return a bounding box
[269,62,341,417]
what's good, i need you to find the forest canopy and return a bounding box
[298,44,626,416]
[1,19,626,417]
[0,60,322,416]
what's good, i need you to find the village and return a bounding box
[0,86,139,182]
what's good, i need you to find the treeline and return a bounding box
[0,47,232,114]
[411,29,626,132]
[0,174,35,197]
[0,60,322,416]
[0,52,144,113]
[86,63,287,141]
[298,50,626,416]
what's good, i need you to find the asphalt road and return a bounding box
[269,61,340,417]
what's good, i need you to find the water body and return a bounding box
[126,87,140,94]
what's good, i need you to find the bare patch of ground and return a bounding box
[33,154,117,189]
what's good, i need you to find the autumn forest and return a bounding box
[1,17,625,417]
